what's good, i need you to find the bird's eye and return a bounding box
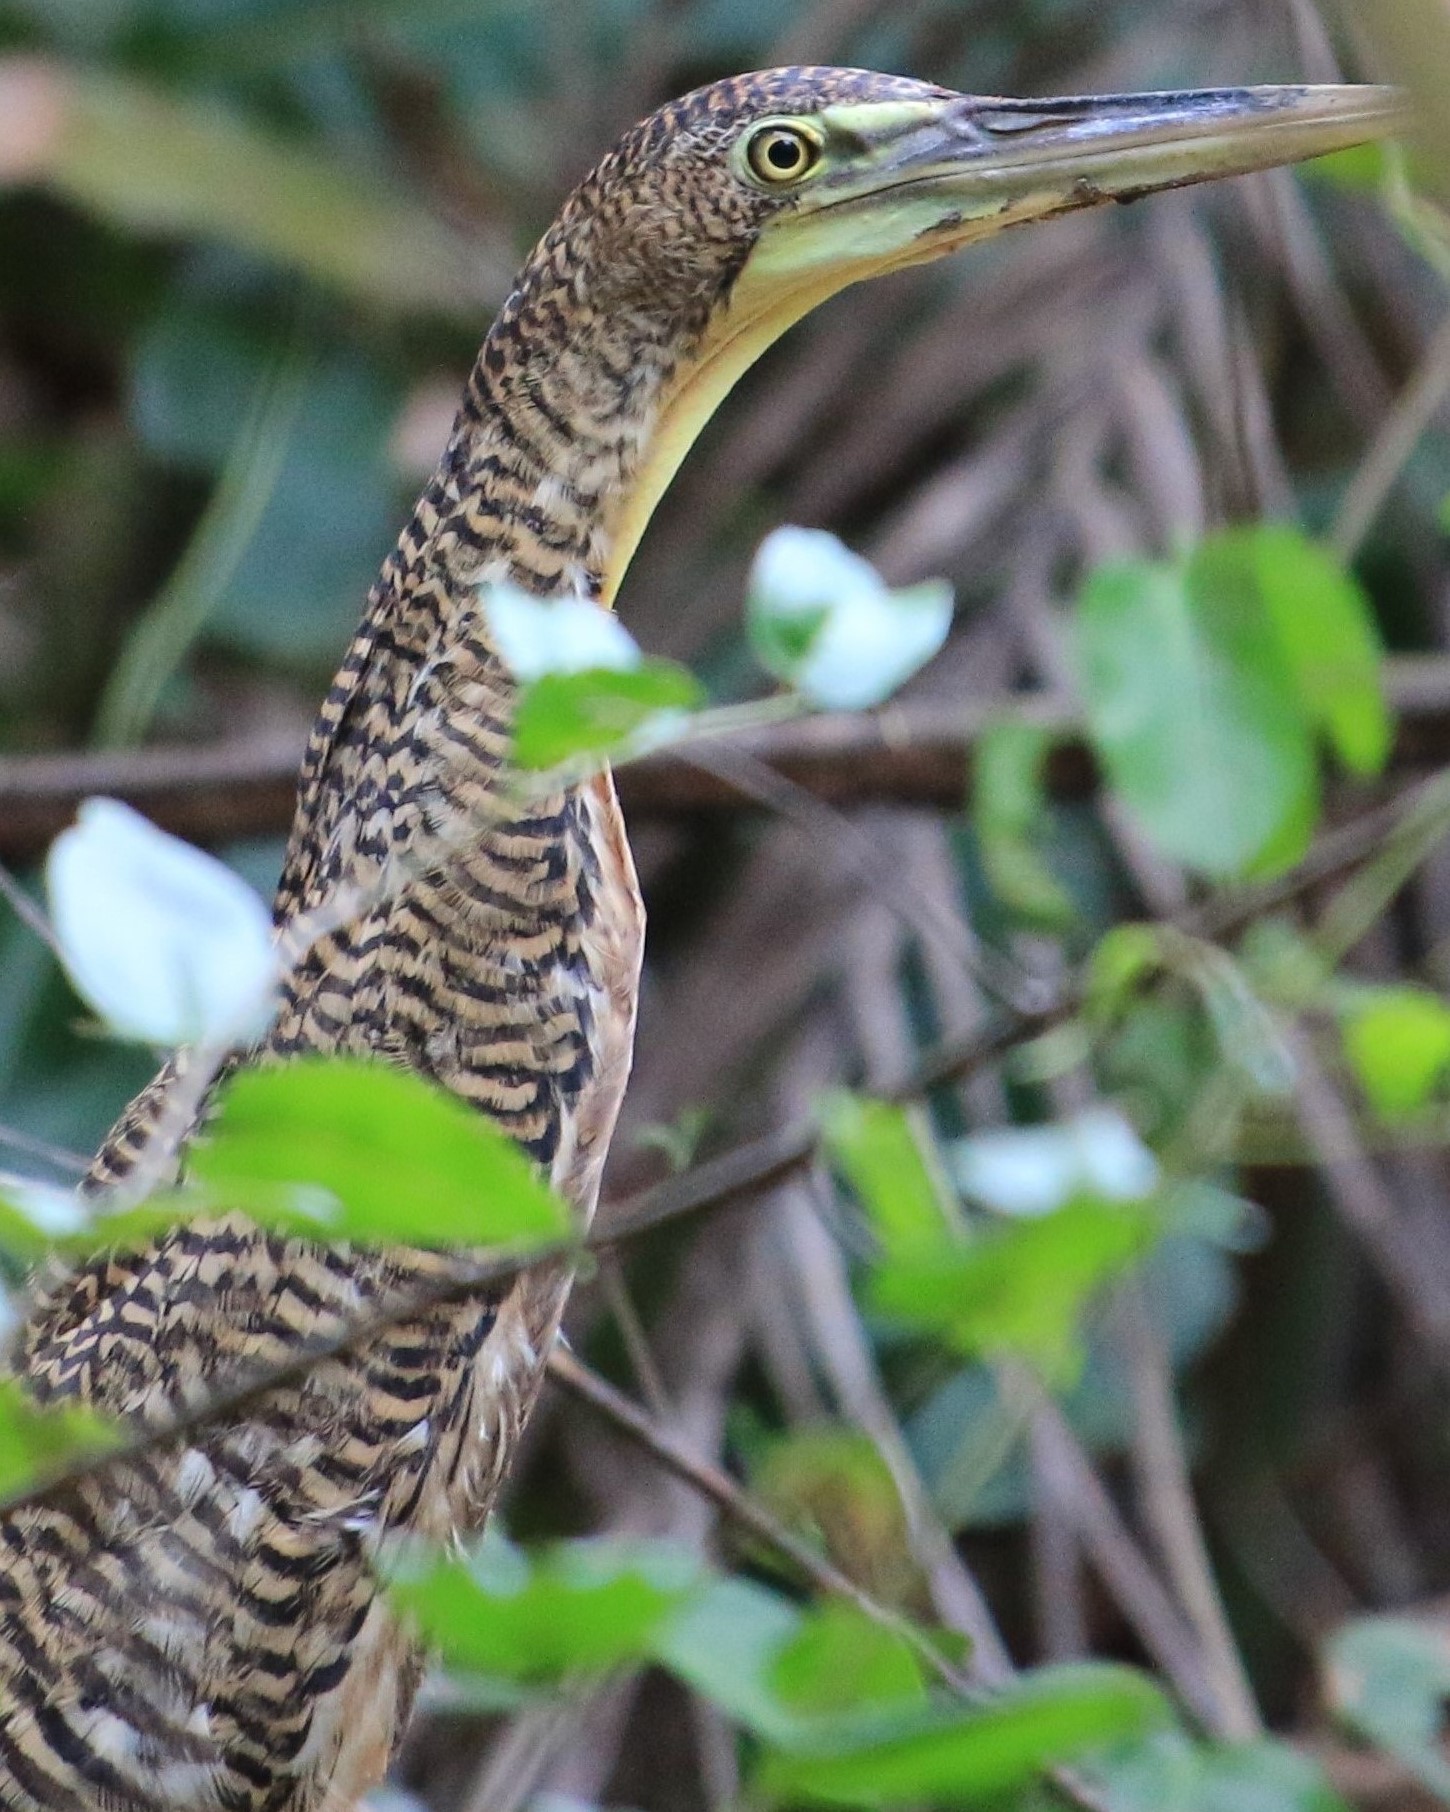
[744,124,822,186]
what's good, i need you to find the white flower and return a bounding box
[749,525,885,618]
[1,1177,87,1237]
[747,526,953,710]
[46,799,277,1047]
[951,1109,1160,1218]
[483,581,641,680]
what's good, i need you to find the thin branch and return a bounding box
[462,1692,588,1812]
[1122,1288,1263,1740]
[0,859,60,958]
[546,1348,1114,1812]
[1331,313,1450,561]
[0,1122,87,1177]
[4,654,1450,861]
[775,1173,1017,1685]
[92,315,312,749]
[1279,1021,1450,1360]
[0,728,307,864]
[546,1347,972,1692]
[1028,1420,1090,1662]
[670,739,1045,1013]
[1024,1387,1224,1732]
[596,1254,672,1418]
[1188,766,1450,948]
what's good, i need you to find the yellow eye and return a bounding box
[745,123,822,186]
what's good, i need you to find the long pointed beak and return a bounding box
[611,79,1406,609]
[756,84,1407,283]
[900,84,1406,205]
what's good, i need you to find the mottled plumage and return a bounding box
[0,61,1400,1812]
[0,66,936,1812]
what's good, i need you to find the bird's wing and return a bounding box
[18,1213,359,1419]
[3,1213,495,1812]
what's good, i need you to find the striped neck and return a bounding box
[419,282,695,611]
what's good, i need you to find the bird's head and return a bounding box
[485,67,1405,600]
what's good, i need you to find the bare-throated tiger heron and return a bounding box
[0,65,1402,1812]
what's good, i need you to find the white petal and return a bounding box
[952,1109,1158,1218]
[749,525,884,619]
[2,1177,87,1236]
[46,799,277,1047]
[953,1125,1078,1218]
[795,582,953,711]
[1071,1108,1161,1202]
[483,582,641,680]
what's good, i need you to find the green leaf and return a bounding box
[1306,142,1391,192]
[653,1574,808,1742]
[390,1535,699,1683]
[772,1603,926,1720]
[512,663,704,769]
[0,1377,120,1501]
[0,1176,219,1267]
[1074,551,1317,879]
[1342,988,1450,1119]
[1173,941,1296,1098]
[1239,917,1333,1013]
[1243,525,1390,778]
[820,1092,956,1256]
[1,62,490,315]
[1327,1615,1450,1803]
[974,719,1075,928]
[906,1365,1026,1533]
[1086,925,1164,1025]
[0,1178,88,1263]
[190,1057,570,1247]
[656,1578,924,1747]
[870,1197,1154,1373]
[1100,1729,1351,1812]
[753,1427,918,1611]
[55,1190,213,1258]
[757,1664,1167,1806]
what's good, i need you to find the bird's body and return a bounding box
[0,64,1401,1812]
[0,112,659,1800]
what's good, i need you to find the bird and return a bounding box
[0,65,1401,1812]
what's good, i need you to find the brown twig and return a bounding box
[1332,313,1450,561]
[1024,1387,1223,1731]
[545,1348,1114,1812]
[1122,1288,1263,1740]
[668,739,1043,1012]
[546,1346,972,1689]
[0,858,60,957]
[5,655,1450,861]
[1279,1021,1450,1360]
[595,1254,672,1418]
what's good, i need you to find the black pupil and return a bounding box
[766,134,802,172]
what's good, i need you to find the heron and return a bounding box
[0,65,1401,1812]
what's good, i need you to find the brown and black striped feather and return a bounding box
[0,64,943,1812]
